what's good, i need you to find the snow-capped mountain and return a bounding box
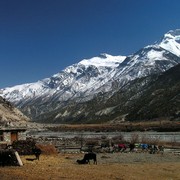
[1,29,180,123]
[1,53,126,104]
[112,44,179,82]
[112,29,180,81]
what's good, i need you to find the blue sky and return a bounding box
[0,0,180,88]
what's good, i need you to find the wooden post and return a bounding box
[14,151,23,166]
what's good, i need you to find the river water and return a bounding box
[27,130,180,143]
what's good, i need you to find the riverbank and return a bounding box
[26,120,180,147]
[42,120,180,132]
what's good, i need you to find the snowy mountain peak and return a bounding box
[158,29,180,57]
[162,29,180,42]
[79,54,126,67]
[167,29,180,37]
[98,53,111,58]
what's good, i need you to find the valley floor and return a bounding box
[0,152,180,180]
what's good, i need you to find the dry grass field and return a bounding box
[1,121,179,179]
[0,152,180,180]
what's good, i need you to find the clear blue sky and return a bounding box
[0,0,180,88]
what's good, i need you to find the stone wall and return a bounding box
[18,132,26,141]
[3,132,11,143]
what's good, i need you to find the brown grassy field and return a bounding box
[0,152,180,180]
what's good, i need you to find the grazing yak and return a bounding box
[32,147,42,160]
[77,152,97,164]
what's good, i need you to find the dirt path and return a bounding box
[0,153,180,180]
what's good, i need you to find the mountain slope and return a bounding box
[1,29,180,123]
[0,96,29,126]
[44,63,179,124]
[125,63,180,121]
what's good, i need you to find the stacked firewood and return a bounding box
[0,149,18,166]
[12,140,36,155]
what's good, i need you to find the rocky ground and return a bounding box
[0,151,180,180]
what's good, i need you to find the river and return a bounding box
[27,130,180,143]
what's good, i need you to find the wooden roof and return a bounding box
[0,127,27,132]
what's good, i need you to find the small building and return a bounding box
[0,127,27,148]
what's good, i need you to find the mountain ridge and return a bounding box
[1,29,180,123]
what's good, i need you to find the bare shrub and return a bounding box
[141,134,151,144]
[36,144,58,155]
[171,136,178,147]
[101,139,110,147]
[85,139,99,146]
[74,135,84,148]
[112,133,125,144]
[101,135,107,140]
[140,135,161,145]
[129,133,139,143]
[150,136,160,145]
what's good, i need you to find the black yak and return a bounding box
[32,147,42,160]
[77,152,97,164]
